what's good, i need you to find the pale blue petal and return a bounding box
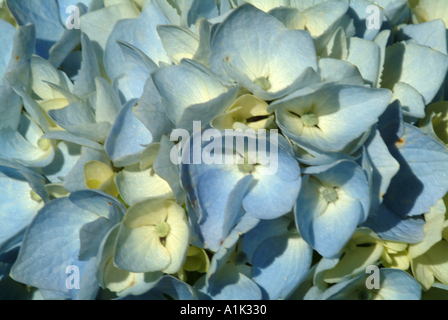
[293,144,356,166]
[182,0,218,28]
[243,215,313,300]
[13,86,51,133]
[242,216,290,262]
[209,3,286,80]
[391,82,425,120]
[103,0,170,81]
[79,3,139,59]
[114,40,158,100]
[196,169,252,251]
[48,101,111,143]
[375,0,409,24]
[377,100,404,146]
[0,19,15,83]
[398,19,447,55]
[6,0,64,59]
[154,136,185,203]
[374,30,391,88]
[273,84,392,153]
[73,33,101,100]
[44,80,78,103]
[3,24,35,89]
[42,131,104,151]
[105,99,154,168]
[157,25,199,64]
[206,213,260,286]
[252,234,312,300]
[152,59,238,132]
[382,42,448,105]
[144,276,197,300]
[319,58,364,86]
[69,189,125,219]
[0,125,55,168]
[362,203,425,243]
[201,214,261,299]
[0,158,49,202]
[203,263,262,300]
[384,124,448,217]
[364,129,400,212]
[192,18,211,66]
[0,165,47,254]
[133,77,175,142]
[210,4,318,100]
[103,19,137,82]
[48,3,88,68]
[186,197,205,249]
[242,142,301,220]
[79,205,120,261]
[268,7,304,30]
[346,37,381,86]
[295,160,370,258]
[0,86,22,131]
[93,77,122,125]
[223,58,320,101]
[301,0,350,38]
[41,140,82,184]
[9,197,98,293]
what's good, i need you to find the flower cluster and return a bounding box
[1,0,448,300]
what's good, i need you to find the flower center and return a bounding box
[233,115,247,124]
[302,111,318,127]
[254,77,271,91]
[238,163,255,173]
[155,222,170,238]
[37,138,51,151]
[322,187,338,203]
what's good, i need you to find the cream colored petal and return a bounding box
[124,197,170,228]
[115,164,174,207]
[324,243,384,283]
[84,161,117,197]
[409,199,446,259]
[411,240,448,290]
[163,203,190,274]
[104,258,135,293]
[382,251,410,271]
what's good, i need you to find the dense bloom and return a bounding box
[1,0,448,301]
